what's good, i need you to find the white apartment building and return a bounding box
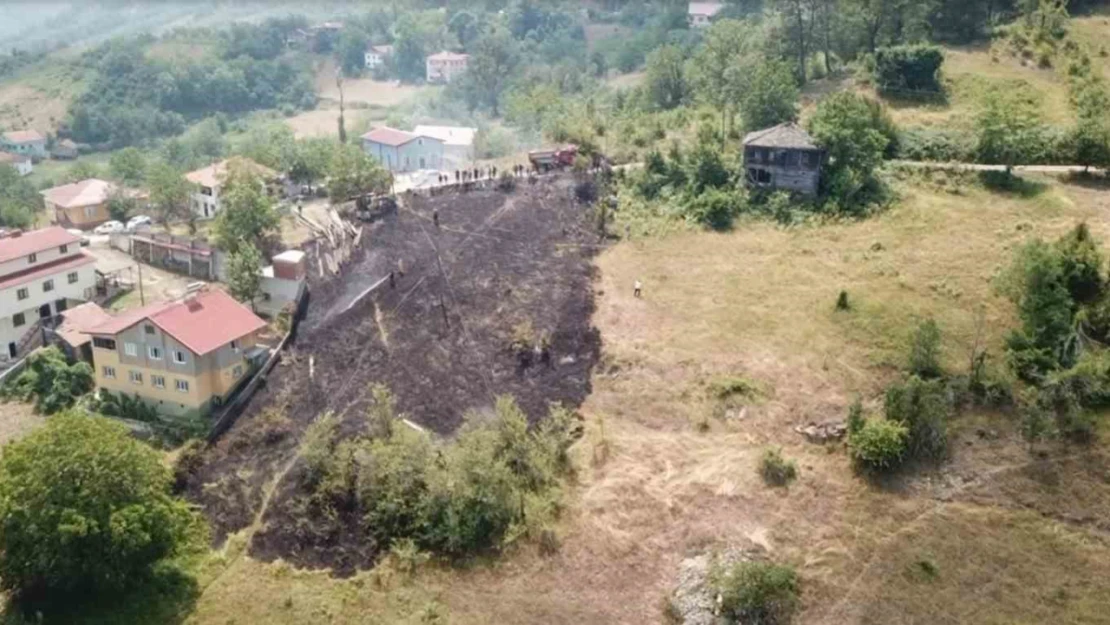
[0,227,97,361]
[185,158,277,220]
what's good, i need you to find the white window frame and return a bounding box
[103,366,116,379]
[175,379,189,393]
[173,350,187,365]
[129,370,143,385]
[124,343,137,357]
[148,346,163,360]
[152,375,165,389]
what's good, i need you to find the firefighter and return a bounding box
[433,209,440,228]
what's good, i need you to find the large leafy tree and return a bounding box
[807,92,890,208]
[689,19,765,134]
[108,147,148,187]
[739,58,799,131]
[211,161,280,255]
[0,165,39,229]
[0,412,203,595]
[327,143,391,202]
[145,161,191,226]
[227,242,263,309]
[975,91,1045,173]
[456,28,520,116]
[645,44,687,110]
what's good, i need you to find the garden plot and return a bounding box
[187,177,603,571]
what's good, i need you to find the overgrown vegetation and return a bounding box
[298,388,576,559]
[711,559,800,625]
[759,448,798,487]
[0,347,93,415]
[0,412,205,597]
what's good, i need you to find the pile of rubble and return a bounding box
[296,205,363,277]
[670,545,765,625]
[794,420,847,444]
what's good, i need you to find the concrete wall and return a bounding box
[257,276,305,317]
[1,140,47,159]
[364,138,444,172]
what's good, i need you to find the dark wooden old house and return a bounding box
[742,123,824,196]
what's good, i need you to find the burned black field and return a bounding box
[187,178,603,571]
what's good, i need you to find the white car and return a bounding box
[126,215,152,231]
[65,228,90,247]
[93,221,125,235]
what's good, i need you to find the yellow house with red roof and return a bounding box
[87,287,268,418]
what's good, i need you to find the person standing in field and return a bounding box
[634,280,642,298]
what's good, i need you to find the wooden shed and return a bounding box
[742,123,824,197]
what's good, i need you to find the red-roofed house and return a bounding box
[361,126,444,172]
[185,157,278,220]
[0,227,97,361]
[0,151,32,176]
[426,51,469,83]
[0,130,47,159]
[87,287,268,418]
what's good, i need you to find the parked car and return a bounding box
[126,215,152,231]
[93,221,125,235]
[65,228,90,247]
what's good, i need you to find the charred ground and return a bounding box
[186,177,603,572]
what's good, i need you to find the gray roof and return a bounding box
[742,123,819,149]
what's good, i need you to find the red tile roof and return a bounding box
[2,130,45,144]
[361,126,419,147]
[88,288,266,356]
[56,302,113,347]
[0,226,82,264]
[0,250,96,290]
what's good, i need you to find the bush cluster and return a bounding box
[759,448,798,487]
[301,389,577,558]
[848,418,908,472]
[0,347,94,415]
[873,45,945,95]
[712,560,800,625]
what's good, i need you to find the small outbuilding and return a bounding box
[742,123,824,197]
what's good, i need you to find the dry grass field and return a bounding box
[169,173,1110,625]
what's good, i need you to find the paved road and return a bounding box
[891,160,1105,175]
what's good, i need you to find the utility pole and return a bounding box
[136,263,145,305]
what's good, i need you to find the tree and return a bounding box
[807,92,889,206]
[211,163,279,255]
[227,242,263,309]
[337,28,371,77]
[975,92,1045,173]
[105,186,138,223]
[1068,78,1110,172]
[145,161,191,226]
[0,412,202,595]
[689,19,765,133]
[740,58,800,130]
[327,143,391,202]
[873,44,945,94]
[456,29,520,115]
[774,0,819,81]
[645,45,687,110]
[0,347,93,415]
[284,138,334,188]
[0,165,39,228]
[108,147,147,187]
[448,10,480,47]
[66,160,106,183]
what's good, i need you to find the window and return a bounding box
[16,288,28,301]
[93,337,116,350]
[232,365,243,378]
[152,375,165,389]
[144,325,155,335]
[148,346,162,360]
[129,370,143,384]
[175,379,190,393]
[173,350,187,365]
[12,313,25,328]
[84,207,96,218]
[124,343,137,357]
[67,272,78,284]
[27,253,36,264]
[230,340,240,351]
[102,366,116,379]
[42,280,53,293]
[59,244,68,254]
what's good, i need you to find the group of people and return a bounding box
[435,166,502,186]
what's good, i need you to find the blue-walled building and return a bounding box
[361,127,445,172]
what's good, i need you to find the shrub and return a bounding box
[896,127,975,162]
[91,389,159,422]
[908,319,944,379]
[0,412,204,595]
[760,448,798,487]
[0,347,94,414]
[713,560,800,625]
[172,439,206,493]
[1054,222,1104,305]
[836,290,851,311]
[848,418,908,471]
[873,45,945,94]
[497,170,516,192]
[683,187,745,230]
[884,376,951,462]
[846,398,865,435]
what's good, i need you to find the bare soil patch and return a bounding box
[187,178,603,572]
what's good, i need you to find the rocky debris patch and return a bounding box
[795,420,847,444]
[670,545,765,625]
